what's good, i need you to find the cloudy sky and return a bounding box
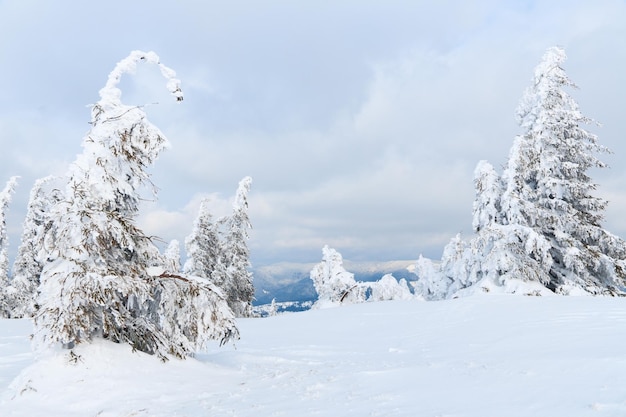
[1,0,625,267]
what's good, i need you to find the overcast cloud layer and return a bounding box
[1,0,626,267]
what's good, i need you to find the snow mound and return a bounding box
[453,276,556,297]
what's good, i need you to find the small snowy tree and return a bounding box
[269,298,278,316]
[163,239,181,274]
[414,255,448,300]
[414,235,469,300]
[310,245,365,307]
[472,161,503,233]
[183,198,222,280]
[9,176,61,318]
[0,177,18,317]
[35,51,237,359]
[219,177,255,318]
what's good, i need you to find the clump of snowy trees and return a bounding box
[184,177,255,318]
[416,46,626,299]
[2,176,62,318]
[0,51,255,360]
[310,245,414,308]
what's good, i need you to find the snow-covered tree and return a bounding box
[414,255,446,300]
[414,235,466,300]
[163,239,181,274]
[183,198,221,280]
[498,46,626,294]
[9,176,61,318]
[219,177,255,317]
[269,298,278,317]
[34,51,237,359]
[472,161,503,233]
[310,245,365,307]
[0,176,18,317]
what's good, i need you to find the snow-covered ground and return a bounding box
[1,295,626,416]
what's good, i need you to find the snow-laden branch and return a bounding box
[98,50,183,106]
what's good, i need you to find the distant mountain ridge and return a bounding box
[252,259,417,305]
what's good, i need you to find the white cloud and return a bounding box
[1,0,626,268]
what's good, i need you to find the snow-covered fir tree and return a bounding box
[498,46,626,294]
[416,46,626,298]
[310,245,365,307]
[183,198,222,281]
[472,161,503,233]
[163,239,181,274]
[218,177,255,318]
[9,176,62,318]
[0,177,18,317]
[34,51,238,359]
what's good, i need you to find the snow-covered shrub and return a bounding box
[367,274,413,302]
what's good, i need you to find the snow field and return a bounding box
[1,296,626,416]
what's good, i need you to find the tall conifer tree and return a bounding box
[498,46,626,294]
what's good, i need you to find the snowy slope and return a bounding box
[2,296,626,416]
